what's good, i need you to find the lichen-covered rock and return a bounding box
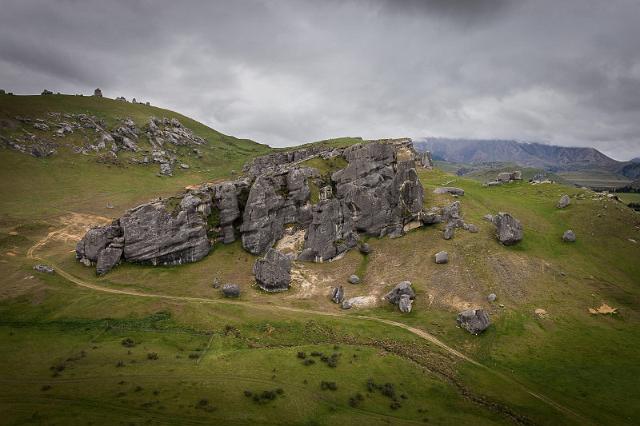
[443,225,455,240]
[562,230,576,242]
[398,294,413,313]
[493,212,523,245]
[253,248,291,292]
[557,194,571,209]
[222,283,240,298]
[457,309,490,335]
[384,281,415,305]
[331,286,344,304]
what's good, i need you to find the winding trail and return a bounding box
[26,228,588,425]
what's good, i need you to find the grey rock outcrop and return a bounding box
[384,281,415,305]
[419,151,433,169]
[457,309,490,335]
[77,139,426,274]
[331,286,344,304]
[435,251,448,264]
[398,294,413,313]
[253,248,291,292]
[222,283,240,298]
[33,264,54,274]
[443,225,455,240]
[493,212,523,245]
[96,244,123,275]
[348,274,360,284]
[433,187,464,196]
[557,194,571,209]
[562,230,576,242]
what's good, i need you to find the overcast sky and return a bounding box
[1,0,639,160]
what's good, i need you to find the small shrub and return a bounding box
[244,390,253,397]
[134,386,143,392]
[303,359,315,366]
[297,351,307,359]
[188,353,199,359]
[310,351,323,357]
[116,361,125,368]
[276,388,284,395]
[121,338,135,348]
[390,401,402,410]
[320,381,337,391]
[41,385,51,391]
[147,352,159,360]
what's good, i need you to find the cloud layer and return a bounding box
[1,0,639,159]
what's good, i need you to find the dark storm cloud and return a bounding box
[0,0,639,159]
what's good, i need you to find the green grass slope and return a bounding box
[0,94,270,224]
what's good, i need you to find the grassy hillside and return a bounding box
[1,150,638,424]
[0,94,270,224]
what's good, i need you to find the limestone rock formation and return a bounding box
[385,281,415,305]
[493,212,523,245]
[457,309,490,335]
[222,283,240,298]
[253,248,291,292]
[562,230,576,242]
[77,139,426,274]
[331,286,344,304]
[557,194,571,209]
[398,294,413,313]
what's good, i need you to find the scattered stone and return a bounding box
[180,163,190,169]
[557,194,571,209]
[340,273,358,285]
[433,187,464,196]
[359,243,371,255]
[562,230,576,242]
[463,223,478,233]
[456,309,490,335]
[253,248,291,292]
[487,293,497,302]
[94,88,103,97]
[435,251,448,264]
[331,286,344,304]
[398,294,413,313]
[341,295,375,309]
[33,264,54,274]
[222,283,240,298]
[443,225,455,240]
[493,212,523,245]
[33,122,49,131]
[384,281,415,305]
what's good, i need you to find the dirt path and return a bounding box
[27,230,588,425]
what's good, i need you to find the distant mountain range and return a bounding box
[413,138,640,179]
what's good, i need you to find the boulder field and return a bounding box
[76,138,427,274]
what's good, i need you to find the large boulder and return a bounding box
[557,194,571,209]
[457,309,490,335]
[331,286,344,304]
[384,281,415,305]
[253,248,292,292]
[493,212,523,245]
[119,195,211,266]
[398,294,413,313]
[222,283,240,298]
[76,222,123,263]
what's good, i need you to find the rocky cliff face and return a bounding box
[76,138,425,274]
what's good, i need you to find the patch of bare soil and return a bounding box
[588,303,617,315]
